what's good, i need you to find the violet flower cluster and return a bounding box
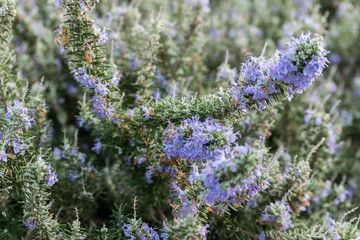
[231,33,328,110]
[326,216,341,240]
[200,144,271,211]
[169,180,199,218]
[4,100,34,129]
[123,218,160,240]
[54,145,95,183]
[23,219,36,230]
[163,116,238,162]
[261,200,293,231]
[45,164,58,187]
[0,137,27,162]
[273,33,329,95]
[1,100,34,163]
[71,67,118,121]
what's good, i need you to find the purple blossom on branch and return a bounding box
[123,220,160,240]
[46,164,58,186]
[141,106,153,120]
[55,0,62,8]
[258,231,266,240]
[92,138,102,154]
[92,22,109,45]
[4,100,34,129]
[92,95,115,119]
[201,145,270,211]
[80,0,89,13]
[231,33,328,111]
[24,219,36,229]
[0,150,7,162]
[163,116,238,162]
[261,200,293,231]
[272,32,329,94]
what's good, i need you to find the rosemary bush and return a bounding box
[1,0,360,239]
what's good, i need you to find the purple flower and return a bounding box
[200,145,269,211]
[163,116,239,162]
[315,117,322,125]
[160,229,170,239]
[258,231,266,240]
[97,28,108,45]
[76,117,84,127]
[327,216,336,233]
[261,200,293,231]
[12,138,21,154]
[355,90,360,98]
[141,106,153,120]
[126,109,135,119]
[327,126,339,155]
[201,224,210,237]
[72,68,96,90]
[24,219,36,229]
[137,156,147,165]
[334,184,355,205]
[54,147,62,160]
[241,55,269,84]
[189,164,200,183]
[5,100,34,129]
[69,170,76,182]
[122,220,160,239]
[304,109,312,123]
[46,164,58,186]
[80,0,89,13]
[231,33,328,111]
[329,53,341,64]
[156,69,168,89]
[92,138,102,154]
[217,66,237,84]
[0,150,7,162]
[272,33,329,94]
[57,233,63,239]
[111,71,121,86]
[71,147,78,156]
[129,56,142,69]
[92,22,108,45]
[80,153,86,164]
[341,110,352,125]
[155,165,162,173]
[87,162,95,171]
[152,89,161,102]
[326,216,340,239]
[230,55,275,111]
[92,95,115,119]
[55,0,62,8]
[94,79,110,96]
[145,166,154,184]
